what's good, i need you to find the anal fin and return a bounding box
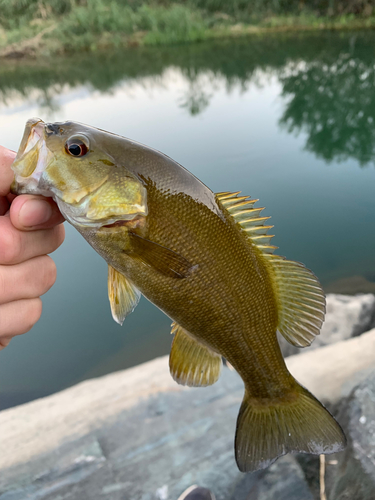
[169,322,222,387]
[108,265,141,325]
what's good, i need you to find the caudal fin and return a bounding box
[235,384,346,472]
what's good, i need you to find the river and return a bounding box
[1,31,375,409]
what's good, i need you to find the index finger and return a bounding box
[0,146,16,196]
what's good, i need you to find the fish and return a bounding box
[11,117,346,472]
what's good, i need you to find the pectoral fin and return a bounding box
[169,322,222,387]
[129,232,192,279]
[108,265,141,325]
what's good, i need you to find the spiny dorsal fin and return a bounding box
[108,265,141,325]
[216,191,276,253]
[216,191,325,347]
[169,322,222,387]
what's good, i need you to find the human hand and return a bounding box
[0,145,65,349]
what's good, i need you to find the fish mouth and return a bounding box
[11,118,52,196]
[14,118,45,164]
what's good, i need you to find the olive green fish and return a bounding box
[11,118,346,472]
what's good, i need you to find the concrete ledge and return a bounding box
[1,329,375,499]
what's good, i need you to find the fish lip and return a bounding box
[11,119,52,195]
[15,118,45,161]
[24,120,45,155]
[27,119,44,141]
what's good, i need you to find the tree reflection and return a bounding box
[178,72,213,115]
[2,32,375,165]
[279,49,375,166]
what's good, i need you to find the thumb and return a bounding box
[10,194,65,230]
[0,146,16,196]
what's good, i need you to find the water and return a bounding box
[1,32,375,409]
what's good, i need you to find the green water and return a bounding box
[1,31,375,409]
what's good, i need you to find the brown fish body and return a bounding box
[11,119,346,472]
[84,182,288,399]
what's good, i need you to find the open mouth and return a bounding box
[11,118,51,195]
[15,118,45,161]
[23,121,44,155]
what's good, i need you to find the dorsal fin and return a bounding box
[264,254,325,346]
[216,191,277,254]
[216,191,325,347]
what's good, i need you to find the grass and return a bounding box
[56,3,210,51]
[1,0,375,58]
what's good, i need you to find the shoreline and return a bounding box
[2,14,375,61]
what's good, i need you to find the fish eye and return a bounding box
[65,136,89,157]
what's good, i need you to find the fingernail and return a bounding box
[19,199,53,227]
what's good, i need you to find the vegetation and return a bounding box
[1,0,375,57]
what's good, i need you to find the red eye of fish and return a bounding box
[65,138,89,157]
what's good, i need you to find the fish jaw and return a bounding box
[11,118,54,198]
[53,183,147,229]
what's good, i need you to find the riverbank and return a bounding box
[2,1,375,60]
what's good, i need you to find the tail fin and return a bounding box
[235,384,346,472]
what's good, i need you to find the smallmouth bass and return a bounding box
[11,118,346,472]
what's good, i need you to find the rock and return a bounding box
[280,293,375,357]
[329,370,375,500]
[322,294,375,340]
[256,455,314,500]
[0,438,107,500]
[231,455,313,500]
[0,360,244,500]
[286,328,375,404]
[325,275,375,295]
[1,330,375,499]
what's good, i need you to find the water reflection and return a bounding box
[279,50,375,166]
[178,76,212,115]
[1,32,375,410]
[2,32,375,166]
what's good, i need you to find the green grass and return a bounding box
[56,3,209,51]
[1,0,375,57]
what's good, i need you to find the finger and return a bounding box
[0,298,42,348]
[0,196,10,216]
[0,255,56,305]
[10,195,65,230]
[0,336,12,349]
[7,193,16,204]
[0,216,65,265]
[0,146,16,196]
